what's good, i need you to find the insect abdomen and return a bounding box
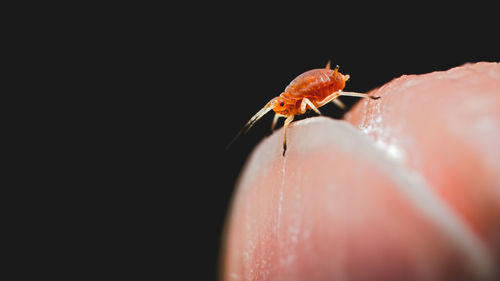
[284,69,345,100]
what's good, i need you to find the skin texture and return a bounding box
[221,62,500,281]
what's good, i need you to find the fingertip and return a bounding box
[222,117,494,280]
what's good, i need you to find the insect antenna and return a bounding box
[225,104,274,149]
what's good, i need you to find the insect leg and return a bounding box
[271,114,284,132]
[339,91,380,100]
[315,91,346,110]
[332,98,346,110]
[316,91,341,107]
[300,98,321,115]
[282,115,295,156]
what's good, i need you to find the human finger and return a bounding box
[221,62,500,281]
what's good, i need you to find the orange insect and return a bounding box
[229,61,380,156]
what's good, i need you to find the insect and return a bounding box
[229,61,380,156]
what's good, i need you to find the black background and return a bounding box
[91,6,499,280]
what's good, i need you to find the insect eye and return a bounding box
[279,101,285,107]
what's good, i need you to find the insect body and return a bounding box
[230,62,380,156]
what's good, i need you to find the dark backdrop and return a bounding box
[98,7,499,280]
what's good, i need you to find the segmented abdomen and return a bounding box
[282,68,345,101]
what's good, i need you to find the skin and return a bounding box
[221,62,500,281]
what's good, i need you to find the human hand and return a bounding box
[221,62,500,280]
